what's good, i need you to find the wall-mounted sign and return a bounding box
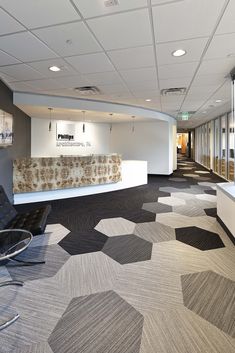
[56,122,75,141]
[56,141,91,147]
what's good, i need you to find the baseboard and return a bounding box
[216,215,235,245]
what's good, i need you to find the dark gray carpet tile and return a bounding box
[59,229,108,255]
[102,235,152,264]
[6,244,70,282]
[204,208,217,218]
[48,291,144,353]
[181,271,235,338]
[176,226,225,251]
[204,189,217,195]
[142,202,172,214]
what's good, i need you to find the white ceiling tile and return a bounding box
[153,0,225,43]
[0,72,16,82]
[197,58,235,76]
[98,83,129,94]
[127,80,158,91]
[85,71,123,85]
[0,7,25,35]
[0,32,57,61]
[216,0,235,35]
[0,0,80,29]
[181,100,204,111]
[0,50,20,66]
[0,64,44,81]
[73,0,147,18]
[152,0,180,4]
[159,62,198,80]
[159,77,191,89]
[186,85,219,102]
[132,89,160,98]
[52,75,90,89]
[9,81,36,91]
[156,37,208,65]
[108,45,155,70]
[87,9,152,50]
[65,53,115,74]
[191,74,225,87]
[204,32,235,60]
[27,58,77,77]
[22,78,65,91]
[120,67,157,83]
[33,22,102,57]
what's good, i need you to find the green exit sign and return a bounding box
[181,112,189,120]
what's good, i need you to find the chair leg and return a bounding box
[9,258,45,266]
[0,313,20,331]
[0,280,23,287]
[0,281,22,330]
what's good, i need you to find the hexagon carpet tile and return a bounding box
[176,226,225,251]
[48,291,144,353]
[1,155,234,353]
[181,271,235,338]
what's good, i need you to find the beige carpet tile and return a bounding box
[195,194,217,203]
[140,307,235,353]
[0,277,71,352]
[195,170,210,174]
[54,251,123,298]
[29,224,70,248]
[206,247,235,281]
[155,213,217,231]
[134,221,175,243]
[158,196,186,207]
[95,217,135,236]
[12,342,53,353]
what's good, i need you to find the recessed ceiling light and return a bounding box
[215,99,222,103]
[172,49,186,57]
[49,66,61,72]
[145,99,151,102]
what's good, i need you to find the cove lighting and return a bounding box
[49,66,61,72]
[172,49,186,57]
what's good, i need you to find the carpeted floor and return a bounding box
[1,155,234,353]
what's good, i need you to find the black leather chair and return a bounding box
[0,186,51,236]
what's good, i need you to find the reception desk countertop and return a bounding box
[13,154,122,194]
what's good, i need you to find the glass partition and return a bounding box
[214,118,221,174]
[220,115,227,179]
[228,112,234,181]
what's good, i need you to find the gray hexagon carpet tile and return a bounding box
[1,155,235,353]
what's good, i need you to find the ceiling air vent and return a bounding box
[104,0,119,7]
[161,87,186,96]
[74,86,101,95]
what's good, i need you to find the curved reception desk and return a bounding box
[13,155,147,204]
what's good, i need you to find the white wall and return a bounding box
[31,118,110,157]
[110,121,175,175]
[31,118,176,175]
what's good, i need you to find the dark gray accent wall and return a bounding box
[0,80,31,202]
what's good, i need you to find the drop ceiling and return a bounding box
[0,0,234,128]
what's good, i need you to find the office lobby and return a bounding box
[0,1,234,352]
